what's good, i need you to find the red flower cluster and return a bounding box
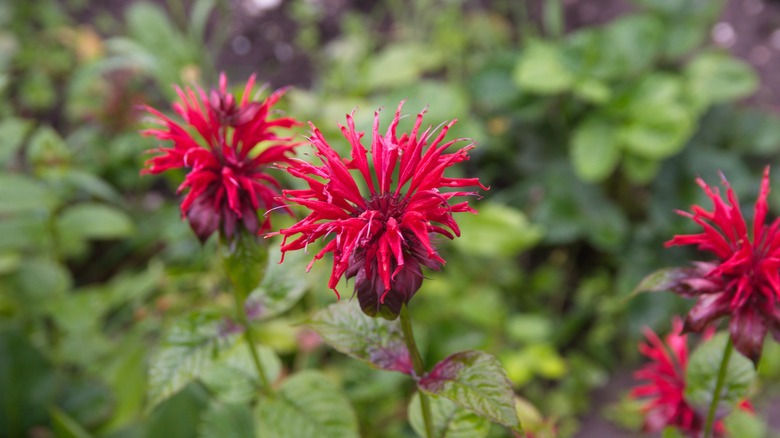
[142,73,300,242]
[274,102,486,318]
[666,167,780,363]
[631,319,749,437]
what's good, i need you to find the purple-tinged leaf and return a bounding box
[308,302,413,374]
[418,351,520,432]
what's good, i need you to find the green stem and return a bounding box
[704,337,734,438]
[232,291,272,395]
[400,304,434,438]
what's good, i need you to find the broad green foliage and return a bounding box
[309,302,412,373]
[452,202,543,257]
[419,351,520,432]
[200,402,255,438]
[255,371,359,438]
[685,333,756,414]
[408,392,491,438]
[246,246,309,321]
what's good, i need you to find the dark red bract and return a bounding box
[666,167,780,364]
[274,102,487,319]
[141,73,299,242]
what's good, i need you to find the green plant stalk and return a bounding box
[704,337,734,438]
[232,290,272,394]
[400,304,434,438]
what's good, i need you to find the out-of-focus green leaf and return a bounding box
[147,311,232,409]
[50,407,91,438]
[506,314,553,344]
[308,302,413,374]
[57,203,134,240]
[620,104,693,159]
[28,125,72,168]
[365,43,444,90]
[255,371,359,438]
[685,52,758,108]
[453,202,542,257]
[0,117,33,166]
[246,246,308,321]
[145,382,211,438]
[200,341,281,404]
[685,333,755,414]
[409,392,491,438]
[0,214,49,251]
[418,351,520,432]
[200,401,254,438]
[723,408,766,438]
[513,40,573,94]
[622,154,660,185]
[0,174,57,214]
[15,257,72,300]
[0,329,60,437]
[570,117,621,182]
[631,267,694,296]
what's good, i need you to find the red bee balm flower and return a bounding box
[141,73,300,242]
[275,102,487,319]
[631,319,750,437]
[666,167,780,364]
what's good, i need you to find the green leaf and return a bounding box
[418,351,520,431]
[308,302,413,374]
[622,153,660,185]
[200,401,254,438]
[513,40,574,94]
[0,329,60,437]
[221,232,269,302]
[619,104,693,159]
[570,117,621,182]
[15,257,72,301]
[365,43,445,90]
[0,174,57,214]
[50,407,92,438]
[27,125,71,169]
[246,246,308,321]
[147,311,232,409]
[255,371,359,438]
[723,408,766,438]
[0,117,33,166]
[631,267,694,296]
[200,340,281,404]
[452,202,543,257]
[685,52,758,108]
[409,392,490,438]
[684,333,756,415]
[57,203,135,240]
[146,382,211,438]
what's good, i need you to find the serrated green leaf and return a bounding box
[200,401,254,438]
[308,302,413,374]
[255,371,358,438]
[513,40,573,94]
[0,174,57,214]
[570,117,621,182]
[685,52,758,108]
[57,203,134,240]
[684,333,756,415]
[409,392,490,438]
[246,246,308,321]
[147,312,232,409]
[453,202,543,257]
[418,351,520,431]
[200,340,281,404]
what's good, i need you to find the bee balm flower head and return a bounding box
[141,73,300,242]
[275,102,487,319]
[665,167,780,364]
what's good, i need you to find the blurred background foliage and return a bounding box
[2,0,780,436]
